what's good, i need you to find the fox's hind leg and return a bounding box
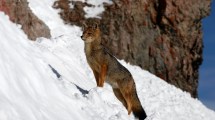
[113,88,127,108]
[118,80,133,115]
[122,90,132,115]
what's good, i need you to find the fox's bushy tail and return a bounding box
[131,86,147,120]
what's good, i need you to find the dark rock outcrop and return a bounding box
[0,0,51,40]
[53,0,211,97]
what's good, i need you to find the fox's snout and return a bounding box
[81,35,86,41]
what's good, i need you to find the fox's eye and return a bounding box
[88,33,92,35]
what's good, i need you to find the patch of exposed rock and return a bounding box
[0,0,51,40]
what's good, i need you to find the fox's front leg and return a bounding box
[92,70,99,87]
[98,64,107,87]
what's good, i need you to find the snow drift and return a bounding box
[0,0,214,120]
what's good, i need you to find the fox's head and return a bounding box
[81,23,101,43]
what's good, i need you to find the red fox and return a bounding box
[81,22,147,120]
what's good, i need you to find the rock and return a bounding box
[53,0,211,97]
[0,0,51,40]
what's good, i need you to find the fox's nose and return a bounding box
[81,35,85,40]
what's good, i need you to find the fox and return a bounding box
[81,22,147,120]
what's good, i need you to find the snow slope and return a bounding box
[0,0,214,119]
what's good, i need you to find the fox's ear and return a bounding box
[93,23,98,29]
[82,22,88,30]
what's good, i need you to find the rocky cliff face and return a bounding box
[0,0,51,40]
[53,0,211,97]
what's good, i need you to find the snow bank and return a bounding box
[0,0,214,120]
[0,11,129,120]
[67,0,112,18]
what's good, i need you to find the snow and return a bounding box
[83,0,112,18]
[68,0,113,18]
[0,0,214,120]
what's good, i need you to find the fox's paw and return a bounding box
[97,84,104,87]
